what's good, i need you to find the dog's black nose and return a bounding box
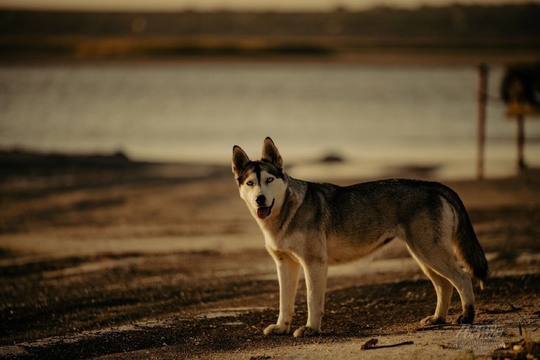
[256,195,266,206]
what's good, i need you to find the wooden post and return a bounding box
[516,113,526,173]
[476,64,488,180]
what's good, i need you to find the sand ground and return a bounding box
[0,154,539,359]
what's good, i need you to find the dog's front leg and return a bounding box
[264,250,300,335]
[293,260,328,337]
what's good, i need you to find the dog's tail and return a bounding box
[439,185,488,289]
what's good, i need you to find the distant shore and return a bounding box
[2,35,540,66]
[2,4,540,65]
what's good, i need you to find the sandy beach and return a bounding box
[1,152,539,359]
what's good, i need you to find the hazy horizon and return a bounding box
[0,0,534,12]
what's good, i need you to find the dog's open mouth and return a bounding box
[257,199,275,220]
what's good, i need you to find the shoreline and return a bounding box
[1,147,536,184]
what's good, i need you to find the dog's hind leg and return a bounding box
[405,211,476,325]
[407,238,475,324]
[264,250,301,335]
[409,250,453,325]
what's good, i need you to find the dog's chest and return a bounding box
[261,227,301,254]
[261,228,284,250]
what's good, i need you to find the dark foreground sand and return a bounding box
[0,152,539,359]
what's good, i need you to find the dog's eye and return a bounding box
[266,177,274,184]
[246,181,254,187]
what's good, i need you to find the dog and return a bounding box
[232,137,488,337]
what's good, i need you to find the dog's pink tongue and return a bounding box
[257,207,271,220]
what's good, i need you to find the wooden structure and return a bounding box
[500,62,540,174]
[476,64,488,179]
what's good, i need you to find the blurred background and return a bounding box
[3,4,540,357]
[1,0,540,180]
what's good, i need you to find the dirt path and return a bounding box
[1,158,539,359]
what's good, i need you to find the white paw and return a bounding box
[420,315,446,327]
[293,326,320,337]
[263,323,290,336]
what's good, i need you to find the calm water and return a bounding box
[1,63,538,179]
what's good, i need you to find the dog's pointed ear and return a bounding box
[232,145,250,175]
[262,137,283,170]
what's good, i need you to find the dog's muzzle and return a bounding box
[256,198,275,220]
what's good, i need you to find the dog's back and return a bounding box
[287,178,487,286]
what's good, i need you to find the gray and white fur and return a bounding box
[232,137,488,337]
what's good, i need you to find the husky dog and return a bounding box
[232,137,488,337]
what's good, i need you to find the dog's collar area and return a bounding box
[256,199,275,220]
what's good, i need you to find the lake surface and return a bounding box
[1,63,538,179]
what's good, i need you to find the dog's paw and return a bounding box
[420,315,446,327]
[293,326,320,337]
[263,324,290,336]
[455,304,475,325]
[455,311,475,324]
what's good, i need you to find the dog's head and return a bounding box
[232,137,287,221]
